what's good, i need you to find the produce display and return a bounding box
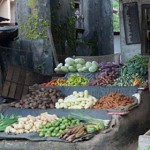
[0,112,108,142]
[55,90,97,109]
[40,74,89,86]
[39,116,83,137]
[89,71,118,86]
[98,62,121,73]
[92,92,134,109]
[54,57,98,73]
[112,74,146,87]
[41,79,66,86]
[11,88,65,109]
[121,54,149,77]
[5,113,59,134]
[65,74,89,86]
[0,114,19,132]
[1,55,146,143]
[59,125,86,142]
[69,113,105,129]
[89,62,120,86]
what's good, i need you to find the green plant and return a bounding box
[20,0,50,40]
[138,146,150,150]
[113,0,120,32]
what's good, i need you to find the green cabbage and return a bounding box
[85,62,92,68]
[68,66,77,72]
[88,64,98,72]
[61,66,68,73]
[54,67,62,73]
[76,64,83,69]
[92,61,98,66]
[57,63,63,68]
[77,68,83,72]
[74,58,86,65]
[65,57,75,65]
[65,63,70,67]
[82,66,89,72]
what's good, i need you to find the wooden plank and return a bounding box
[12,67,20,82]
[8,83,17,98]
[15,84,23,100]
[2,81,11,97]
[6,66,14,81]
[18,68,26,84]
[21,86,29,99]
[47,27,59,66]
[25,71,32,85]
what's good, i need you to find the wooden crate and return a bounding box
[2,65,51,100]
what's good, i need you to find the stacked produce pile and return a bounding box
[92,92,134,109]
[113,55,149,86]
[55,90,97,109]
[39,116,83,137]
[41,79,66,86]
[59,113,105,142]
[65,74,89,86]
[54,57,98,73]
[40,74,89,86]
[5,113,59,134]
[89,62,120,86]
[11,88,64,109]
[113,74,146,87]
[0,112,107,142]
[59,125,87,142]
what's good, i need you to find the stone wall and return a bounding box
[14,0,53,74]
[120,0,150,62]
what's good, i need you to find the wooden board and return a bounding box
[2,65,51,100]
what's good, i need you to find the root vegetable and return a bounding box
[11,88,65,109]
[55,90,97,109]
[92,92,134,109]
[5,113,59,134]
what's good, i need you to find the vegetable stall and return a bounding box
[0,54,150,150]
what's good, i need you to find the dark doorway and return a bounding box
[142,4,150,54]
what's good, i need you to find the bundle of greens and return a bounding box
[0,114,20,132]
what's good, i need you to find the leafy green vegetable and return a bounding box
[0,114,20,132]
[69,113,105,129]
[121,55,150,77]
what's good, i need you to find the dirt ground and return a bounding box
[126,141,138,150]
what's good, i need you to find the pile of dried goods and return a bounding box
[92,92,134,109]
[11,88,64,109]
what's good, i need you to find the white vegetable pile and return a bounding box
[55,90,97,109]
[5,113,59,134]
[54,57,98,73]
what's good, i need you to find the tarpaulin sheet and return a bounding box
[38,86,139,99]
[0,86,138,142]
[0,108,111,142]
